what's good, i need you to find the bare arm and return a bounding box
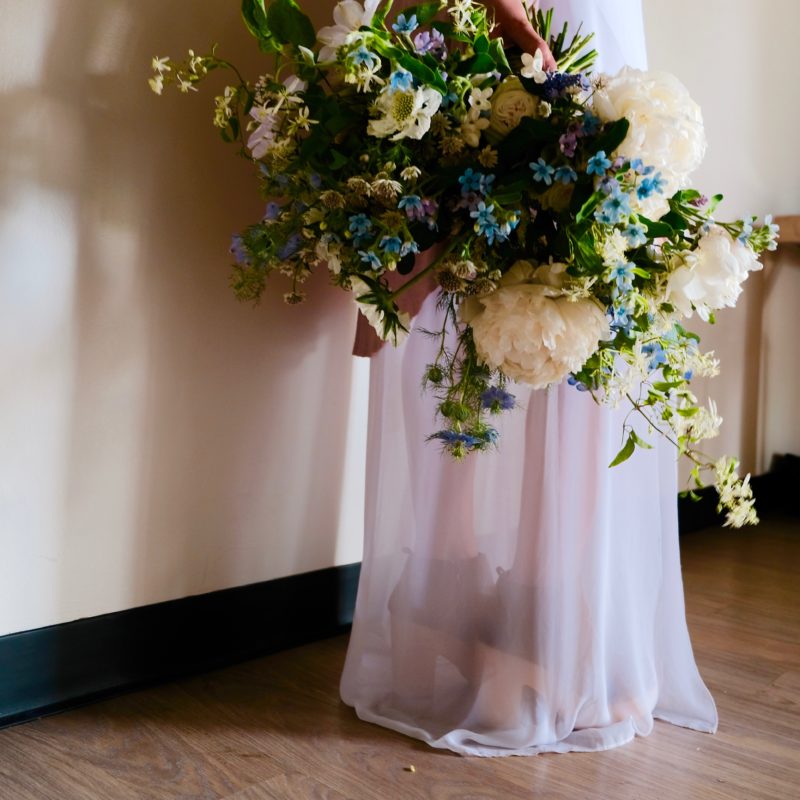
[487,0,557,69]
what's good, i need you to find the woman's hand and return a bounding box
[486,0,557,71]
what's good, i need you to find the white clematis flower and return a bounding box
[520,49,547,83]
[317,0,380,62]
[367,84,443,141]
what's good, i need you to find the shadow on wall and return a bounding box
[0,0,362,636]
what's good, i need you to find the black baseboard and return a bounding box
[0,562,360,729]
[2,458,796,731]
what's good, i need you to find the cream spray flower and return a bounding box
[317,0,380,61]
[520,49,547,83]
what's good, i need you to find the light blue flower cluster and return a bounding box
[392,13,418,34]
[459,167,495,195]
[470,201,519,245]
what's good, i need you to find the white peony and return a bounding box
[487,77,539,140]
[461,261,611,388]
[317,0,380,62]
[593,67,706,202]
[666,227,762,321]
[367,85,442,141]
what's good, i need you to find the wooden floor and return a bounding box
[1,518,798,800]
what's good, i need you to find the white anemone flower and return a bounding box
[317,0,380,62]
[520,49,547,83]
[367,85,443,141]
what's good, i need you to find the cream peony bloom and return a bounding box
[367,85,442,141]
[593,67,706,202]
[317,0,380,62]
[487,77,539,140]
[461,261,610,388]
[666,227,762,321]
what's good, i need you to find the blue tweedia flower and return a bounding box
[349,213,372,236]
[637,172,668,200]
[567,375,590,392]
[277,232,303,260]
[684,370,694,380]
[623,223,648,248]
[440,90,459,108]
[400,240,419,257]
[358,249,382,270]
[389,68,413,92]
[606,260,635,291]
[587,150,612,177]
[481,387,516,411]
[554,165,578,184]
[398,194,424,219]
[629,158,644,174]
[348,45,377,67]
[529,158,555,185]
[642,341,668,371]
[459,168,484,195]
[470,201,501,241]
[581,111,601,136]
[379,236,402,253]
[479,173,496,194]
[738,217,753,244]
[264,201,282,220]
[608,304,634,334]
[596,191,632,225]
[230,234,251,265]
[392,13,418,34]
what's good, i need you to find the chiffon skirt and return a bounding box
[339,291,718,756]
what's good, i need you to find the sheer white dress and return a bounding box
[340,0,719,756]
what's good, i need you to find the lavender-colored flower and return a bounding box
[398,194,425,220]
[277,232,302,260]
[454,191,482,212]
[413,28,447,59]
[229,234,250,265]
[689,194,709,208]
[264,202,282,220]
[559,132,578,157]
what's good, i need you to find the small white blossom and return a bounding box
[152,56,171,74]
[469,86,493,113]
[520,49,547,83]
[400,165,421,182]
[148,75,164,95]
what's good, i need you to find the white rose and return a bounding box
[461,261,610,388]
[666,227,762,321]
[593,67,706,185]
[487,77,539,140]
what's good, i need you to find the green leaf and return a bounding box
[629,430,653,450]
[462,52,495,74]
[637,215,674,239]
[401,1,445,26]
[489,38,511,74]
[575,190,603,223]
[593,118,630,156]
[266,0,316,48]
[329,149,348,170]
[372,0,394,27]
[474,33,490,53]
[395,51,447,94]
[609,433,636,467]
[241,0,269,39]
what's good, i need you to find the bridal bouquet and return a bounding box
[150,0,777,526]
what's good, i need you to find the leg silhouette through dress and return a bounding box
[340,0,719,756]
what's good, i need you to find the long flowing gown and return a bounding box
[340,0,719,756]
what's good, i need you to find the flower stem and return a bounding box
[389,237,461,300]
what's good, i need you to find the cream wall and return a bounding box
[1,0,797,637]
[642,0,800,477]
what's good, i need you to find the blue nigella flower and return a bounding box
[529,158,555,185]
[348,213,372,236]
[481,387,516,411]
[587,150,612,176]
[264,201,282,220]
[379,236,402,253]
[277,232,302,260]
[392,13,418,34]
[567,375,590,392]
[309,172,322,189]
[623,223,648,248]
[431,430,482,449]
[388,68,413,92]
[358,250,382,270]
[554,165,578,184]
